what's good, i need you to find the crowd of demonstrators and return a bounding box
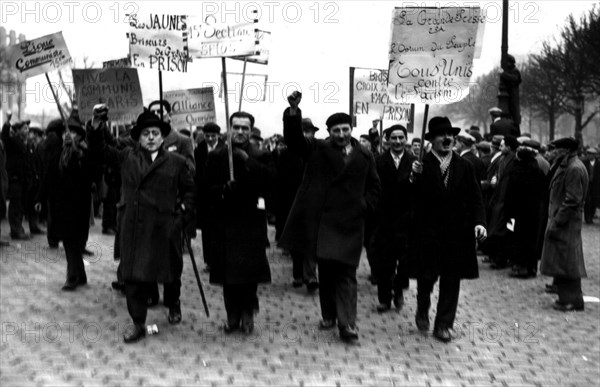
[2,99,598,345]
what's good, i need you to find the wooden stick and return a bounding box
[222,57,234,181]
[238,57,248,112]
[418,104,430,161]
[158,70,164,120]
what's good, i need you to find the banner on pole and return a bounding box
[232,30,271,65]
[127,13,189,72]
[387,7,485,105]
[219,73,268,102]
[6,32,72,79]
[72,68,144,124]
[350,67,411,129]
[103,56,132,69]
[187,16,258,58]
[163,87,216,129]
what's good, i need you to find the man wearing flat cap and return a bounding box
[455,130,486,187]
[372,125,415,313]
[540,137,589,311]
[410,116,487,343]
[582,147,600,224]
[92,110,196,342]
[194,122,225,273]
[280,91,381,342]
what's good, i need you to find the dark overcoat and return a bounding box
[410,151,486,280]
[504,157,546,262]
[540,154,588,279]
[273,146,305,241]
[462,151,486,185]
[488,152,516,240]
[194,138,226,229]
[278,108,381,267]
[107,145,195,283]
[373,150,416,258]
[205,142,273,285]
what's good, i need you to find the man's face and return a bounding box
[554,147,569,160]
[139,126,164,152]
[303,130,314,140]
[411,141,421,155]
[431,131,454,155]
[149,105,171,124]
[15,124,29,141]
[205,133,219,147]
[359,137,371,148]
[328,123,352,148]
[388,130,407,154]
[500,140,510,155]
[231,117,252,145]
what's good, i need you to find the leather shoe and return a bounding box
[339,326,359,342]
[147,296,159,307]
[376,303,391,313]
[29,227,46,235]
[82,248,94,256]
[306,281,319,293]
[241,323,254,335]
[222,322,240,334]
[393,294,404,310]
[552,300,584,312]
[318,319,336,330]
[415,310,430,331]
[102,228,116,235]
[292,279,304,288]
[111,281,125,291]
[368,274,378,285]
[123,324,146,343]
[10,232,30,240]
[433,327,453,343]
[61,280,79,291]
[545,284,558,294]
[167,301,182,324]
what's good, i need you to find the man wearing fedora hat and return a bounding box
[540,137,588,311]
[91,110,196,342]
[410,116,487,343]
[280,91,381,343]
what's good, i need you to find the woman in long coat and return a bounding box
[540,137,589,311]
[504,146,546,278]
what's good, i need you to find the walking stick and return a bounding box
[184,232,210,317]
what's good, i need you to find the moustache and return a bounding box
[442,139,452,146]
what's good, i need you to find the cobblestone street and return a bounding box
[1,220,599,386]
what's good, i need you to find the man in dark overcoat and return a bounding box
[205,111,273,334]
[95,111,195,343]
[194,122,225,272]
[540,137,588,311]
[373,125,415,313]
[582,147,599,223]
[410,116,487,343]
[279,92,381,342]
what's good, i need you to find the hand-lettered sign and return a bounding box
[103,56,132,69]
[128,13,189,72]
[187,16,258,58]
[163,87,216,129]
[232,30,271,65]
[6,32,72,79]
[72,68,144,124]
[387,7,486,104]
[350,67,411,126]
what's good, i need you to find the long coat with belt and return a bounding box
[278,108,381,267]
[104,143,196,283]
[540,153,588,279]
[205,142,273,286]
[410,151,486,280]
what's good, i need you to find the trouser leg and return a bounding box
[8,181,25,235]
[334,262,357,329]
[416,277,435,314]
[376,253,394,305]
[125,282,152,325]
[223,284,242,326]
[304,254,318,283]
[433,276,461,330]
[556,277,583,305]
[63,237,86,283]
[241,283,258,327]
[317,259,336,322]
[291,250,304,281]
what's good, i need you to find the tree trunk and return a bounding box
[573,98,584,149]
[549,113,556,141]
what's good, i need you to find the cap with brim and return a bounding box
[424,117,459,141]
[552,137,579,152]
[489,107,502,116]
[130,111,171,141]
[587,147,599,155]
[521,139,541,151]
[203,122,221,134]
[457,130,475,146]
[12,119,31,129]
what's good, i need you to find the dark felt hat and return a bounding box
[424,117,459,141]
[302,118,319,132]
[503,135,519,151]
[130,110,171,141]
[67,110,86,139]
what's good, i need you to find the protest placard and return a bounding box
[219,73,268,102]
[128,13,189,72]
[387,7,485,104]
[72,68,143,124]
[232,30,271,65]
[103,56,132,69]
[6,32,72,79]
[187,16,258,58]
[163,87,216,129]
[350,67,411,128]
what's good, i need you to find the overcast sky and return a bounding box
[2,0,597,138]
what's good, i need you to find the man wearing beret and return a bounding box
[410,116,487,343]
[94,110,196,342]
[280,91,381,342]
[540,137,589,311]
[194,122,225,273]
[373,125,415,313]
